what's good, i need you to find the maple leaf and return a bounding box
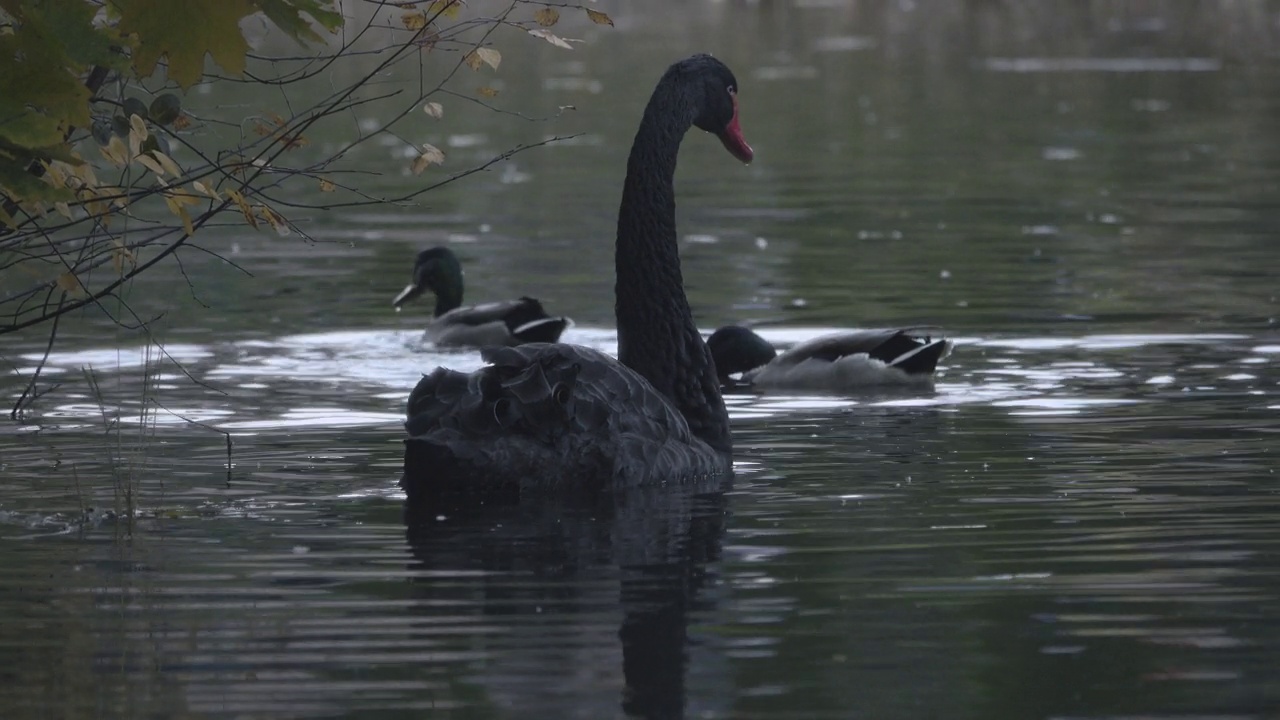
[114,1,342,87]
[256,0,343,45]
[115,0,257,88]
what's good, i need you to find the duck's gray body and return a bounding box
[425,298,571,348]
[748,330,951,389]
[709,325,952,393]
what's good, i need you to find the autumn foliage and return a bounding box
[0,0,612,416]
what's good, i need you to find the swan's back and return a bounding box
[403,344,729,505]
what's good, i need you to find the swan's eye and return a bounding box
[727,85,736,96]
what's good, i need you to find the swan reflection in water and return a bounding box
[402,476,730,719]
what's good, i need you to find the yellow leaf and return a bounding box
[427,0,461,18]
[414,27,440,50]
[227,188,258,229]
[43,161,68,189]
[528,28,573,50]
[71,162,99,188]
[163,187,200,236]
[319,178,335,192]
[103,186,129,210]
[256,204,290,236]
[136,153,166,176]
[476,86,499,98]
[534,7,559,26]
[423,102,444,119]
[111,239,136,276]
[54,201,72,219]
[129,114,149,141]
[585,8,614,26]
[167,187,200,208]
[162,187,199,236]
[177,205,194,236]
[192,180,220,200]
[100,136,130,168]
[402,11,426,29]
[411,143,446,175]
[56,271,85,297]
[477,47,501,70]
[466,46,500,71]
[128,117,148,159]
[155,152,183,178]
[173,113,193,130]
[85,198,108,221]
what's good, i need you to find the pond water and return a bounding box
[2,2,1279,718]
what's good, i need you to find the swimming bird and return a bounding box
[400,54,754,506]
[393,246,571,347]
[706,325,952,392]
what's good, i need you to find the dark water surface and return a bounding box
[3,2,1280,718]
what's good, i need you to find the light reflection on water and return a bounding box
[18,329,1271,430]
[3,0,1280,716]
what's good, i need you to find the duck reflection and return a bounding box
[402,478,730,719]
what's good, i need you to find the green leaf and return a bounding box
[115,0,257,87]
[0,27,94,139]
[17,0,129,71]
[0,156,74,203]
[115,0,342,88]
[123,97,150,122]
[255,0,343,45]
[149,93,182,125]
[0,106,66,149]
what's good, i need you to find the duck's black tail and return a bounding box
[512,316,571,344]
[889,337,952,375]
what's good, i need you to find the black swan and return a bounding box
[706,325,951,392]
[400,54,753,504]
[393,246,571,347]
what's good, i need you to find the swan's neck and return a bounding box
[614,83,731,453]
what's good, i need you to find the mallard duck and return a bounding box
[392,246,571,347]
[400,54,753,506]
[707,325,952,392]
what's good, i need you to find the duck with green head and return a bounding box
[707,325,952,392]
[393,246,572,348]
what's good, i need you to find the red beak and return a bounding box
[717,94,753,164]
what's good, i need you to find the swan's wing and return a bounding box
[773,330,951,374]
[403,344,717,502]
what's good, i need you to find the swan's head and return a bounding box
[680,54,754,164]
[393,246,464,313]
[707,325,777,381]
